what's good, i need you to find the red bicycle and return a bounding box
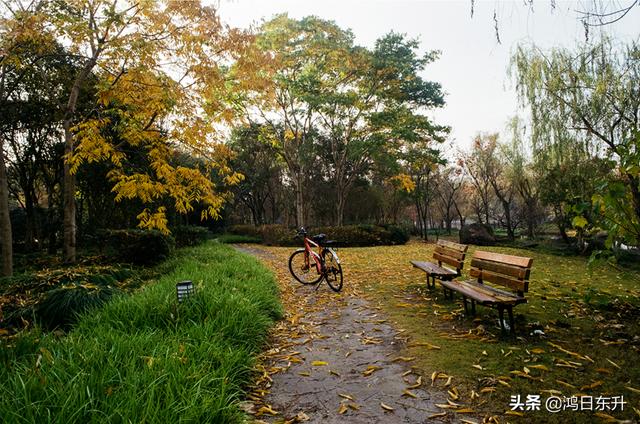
[288,227,343,292]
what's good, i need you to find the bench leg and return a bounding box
[462,296,468,314]
[498,306,505,332]
[507,306,515,334]
[471,300,476,315]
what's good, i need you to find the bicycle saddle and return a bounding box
[311,233,327,243]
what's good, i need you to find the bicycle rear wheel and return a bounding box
[322,248,343,292]
[289,249,323,285]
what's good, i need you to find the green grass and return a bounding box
[0,242,282,423]
[343,242,640,422]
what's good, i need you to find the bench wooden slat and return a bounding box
[435,244,466,261]
[470,258,529,279]
[411,261,457,277]
[473,250,533,268]
[442,280,526,305]
[433,252,463,270]
[469,268,528,293]
[438,239,468,252]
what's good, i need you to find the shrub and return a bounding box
[102,229,175,265]
[259,224,298,246]
[216,234,262,244]
[227,224,262,238]
[36,282,120,330]
[171,225,210,247]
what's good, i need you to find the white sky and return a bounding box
[215,0,640,151]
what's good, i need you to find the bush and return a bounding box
[36,283,120,330]
[171,225,210,248]
[102,229,175,265]
[227,224,262,238]
[314,224,410,247]
[224,224,410,247]
[216,234,262,244]
[259,224,298,246]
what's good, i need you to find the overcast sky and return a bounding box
[216,0,640,151]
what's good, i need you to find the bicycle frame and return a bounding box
[303,236,324,273]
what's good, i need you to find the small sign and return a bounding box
[176,280,194,303]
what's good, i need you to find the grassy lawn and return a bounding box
[258,241,640,423]
[0,242,282,423]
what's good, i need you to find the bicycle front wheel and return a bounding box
[289,249,323,285]
[322,248,343,292]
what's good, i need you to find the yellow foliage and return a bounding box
[390,174,416,193]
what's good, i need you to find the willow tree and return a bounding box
[44,0,245,262]
[513,38,640,247]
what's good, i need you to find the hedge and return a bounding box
[227,224,409,247]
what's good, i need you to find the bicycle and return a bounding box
[288,227,343,292]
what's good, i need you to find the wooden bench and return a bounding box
[410,240,469,290]
[440,250,533,333]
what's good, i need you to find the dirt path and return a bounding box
[234,244,450,424]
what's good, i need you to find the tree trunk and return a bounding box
[0,143,13,276]
[294,172,305,228]
[62,123,77,263]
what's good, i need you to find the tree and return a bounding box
[434,163,465,235]
[316,32,446,226]
[228,124,283,225]
[464,133,518,240]
[42,0,245,262]
[0,0,53,275]
[230,16,447,227]
[513,37,640,247]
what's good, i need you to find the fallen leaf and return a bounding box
[338,404,348,415]
[402,389,418,399]
[380,402,394,412]
[427,412,447,419]
[594,412,617,422]
[408,376,422,389]
[472,364,483,370]
[299,371,310,377]
[625,386,640,394]
[311,361,328,366]
[505,411,524,417]
[456,408,475,413]
[338,393,354,401]
[256,405,278,416]
[329,370,341,377]
[391,356,415,362]
[530,348,545,354]
[606,358,621,369]
[363,365,382,376]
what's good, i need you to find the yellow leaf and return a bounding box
[530,348,545,354]
[428,412,447,418]
[363,365,382,376]
[338,404,348,415]
[505,411,524,416]
[391,356,415,362]
[456,408,475,413]
[472,364,483,370]
[529,364,550,371]
[338,393,354,401]
[256,405,278,416]
[380,402,394,412]
[402,389,418,399]
[407,376,422,389]
[311,361,328,366]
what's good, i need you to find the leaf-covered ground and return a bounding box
[245,241,640,423]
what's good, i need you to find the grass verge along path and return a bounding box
[0,242,282,423]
